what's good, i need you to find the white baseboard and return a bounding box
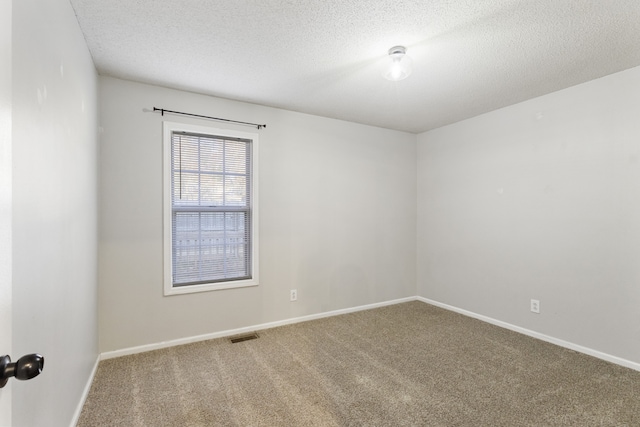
[70,354,100,427]
[99,295,640,373]
[101,296,417,360]
[417,297,640,372]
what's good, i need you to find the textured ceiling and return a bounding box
[69,0,640,133]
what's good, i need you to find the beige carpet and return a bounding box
[78,301,640,426]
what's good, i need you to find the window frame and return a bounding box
[163,121,259,296]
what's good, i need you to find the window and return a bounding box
[163,122,258,295]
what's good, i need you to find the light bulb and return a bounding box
[383,46,412,81]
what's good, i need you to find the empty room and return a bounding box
[2,0,640,426]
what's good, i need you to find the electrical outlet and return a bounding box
[530,299,540,314]
[290,289,297,302]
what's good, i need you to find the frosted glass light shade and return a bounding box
[383,46,412,81]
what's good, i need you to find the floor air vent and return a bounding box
[229,332,259,343]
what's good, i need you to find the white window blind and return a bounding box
[171,131,252,286]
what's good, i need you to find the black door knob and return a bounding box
[0,353,44,388]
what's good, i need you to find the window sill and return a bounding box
[164,278,259,296]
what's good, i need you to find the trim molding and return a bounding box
[70,355,100,427]
[101,296,417,360]
[417,297,640,372]
[99,295,640,373]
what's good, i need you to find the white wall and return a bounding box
[0,0,12,424]
[99,76,417,353]
[417,66,640,365]
[12,0,99,425]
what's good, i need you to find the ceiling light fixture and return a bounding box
[383,46,412,81]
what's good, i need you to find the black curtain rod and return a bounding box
[153,107,266,129]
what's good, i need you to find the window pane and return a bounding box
[224,175,247,207]
[225,140,247,174]
[173,172,200,206]
[200,174,224,206]
[200,137,223,173]
[174,134,199,171]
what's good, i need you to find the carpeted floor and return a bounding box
[77,301,640,426]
